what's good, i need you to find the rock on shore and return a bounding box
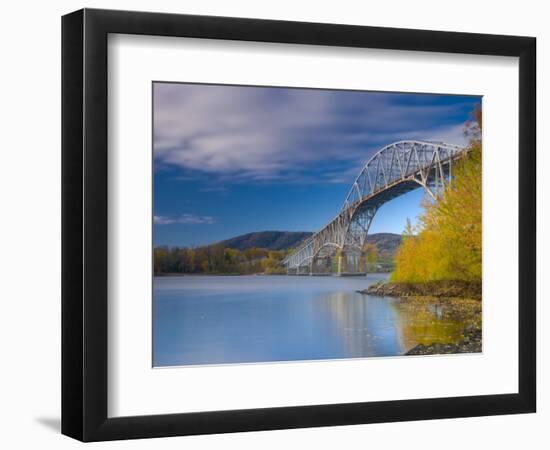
[405,325,482,355]
[361,280,482,301]
[360,279,482,356]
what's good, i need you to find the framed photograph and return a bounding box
[62,8,536,441]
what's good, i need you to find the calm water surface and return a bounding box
[153,275,472,367]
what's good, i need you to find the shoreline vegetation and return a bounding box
[390,108,482,286]
[154,246,291,276]
[155,271,288,277]
[363,107,483,355]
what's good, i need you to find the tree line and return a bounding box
[154,241,383,276]
[153,244,291,275]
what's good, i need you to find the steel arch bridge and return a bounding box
[282,140,467,275]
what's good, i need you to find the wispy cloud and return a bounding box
[198,186,229,193]
[153,215,175,225]
[154,83,478,184]
[154,214,215,225]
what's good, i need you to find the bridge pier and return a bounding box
[336,250,354,276]
[336,251,366,276]
[311,256,333,276]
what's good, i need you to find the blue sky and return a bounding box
[153,83,480,247]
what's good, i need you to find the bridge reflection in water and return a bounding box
[283,141,466,276]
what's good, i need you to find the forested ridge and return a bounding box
[220,231,312,251]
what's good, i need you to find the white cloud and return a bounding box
[153,215,175,225]
[399,123,469,147]
[154,214,215,225]
[153,83,477,183]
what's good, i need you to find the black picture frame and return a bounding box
[62,8,536,442]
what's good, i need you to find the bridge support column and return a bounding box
[348,253,361,274]
[311,256,332,276]
[336,251,345,276]
[336,251,365,276]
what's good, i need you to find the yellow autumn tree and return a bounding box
[391,108,482,283]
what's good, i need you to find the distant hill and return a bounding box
[365,233,403,260]
[220,231,312,251]
[220,231,402,259]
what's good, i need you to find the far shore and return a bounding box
[155,272,288,277]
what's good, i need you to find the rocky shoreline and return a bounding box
[360,279,482,301]
[405,325,482,355]
[360,280,482,356]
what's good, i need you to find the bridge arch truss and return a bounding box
[283,140,466,275]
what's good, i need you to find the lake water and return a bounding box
[153,274,473,367]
